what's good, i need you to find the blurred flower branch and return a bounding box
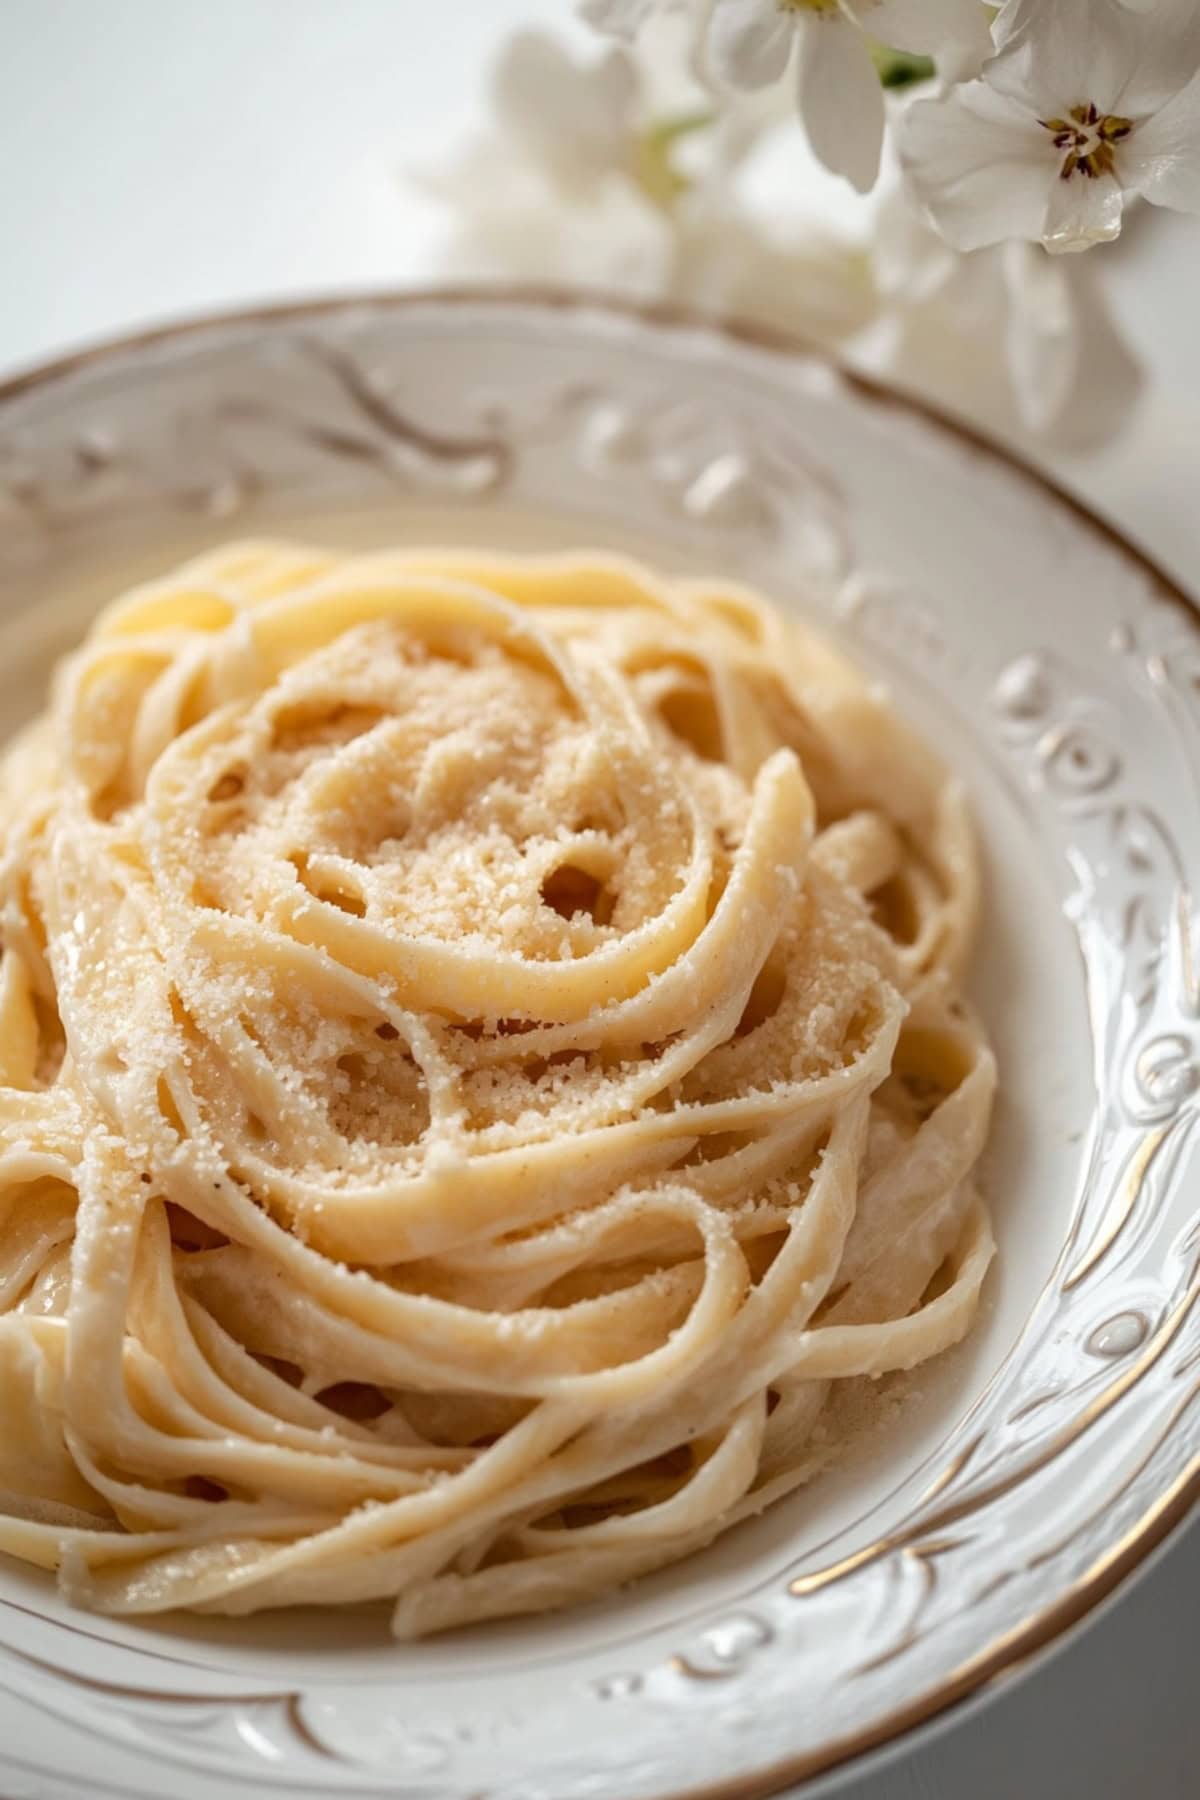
[411,0,1200,450]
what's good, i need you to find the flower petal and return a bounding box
[999,241,1077,431]
[988,0,1200,119]
[1111,0,1200,113]
[870,180,959,301]
[492,32,638,175]
[1041,170,1124,252]
[900,87,1052,251]
[854,211,1139,451]
[1001,239,1142,447]
[708,0,795,91]
[1119,69,1200,211]
[577,0,659,40]
[851,0,992,71]
[796,16,886,192]
[984,2,1100,117]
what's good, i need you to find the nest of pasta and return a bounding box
[0,544,994,1634]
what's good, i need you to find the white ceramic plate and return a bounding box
[0,292,1196,1800]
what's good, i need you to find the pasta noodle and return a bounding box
[0,543,995,1635]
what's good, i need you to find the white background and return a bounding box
[0,3,1197,1795]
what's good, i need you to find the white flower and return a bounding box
[412,31,674,295]
[854,174,1142,447]
[705,0,993,193]
[412,29,874,339]
[901,0,1200,253]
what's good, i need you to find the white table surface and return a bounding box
[1,3,1197,1796]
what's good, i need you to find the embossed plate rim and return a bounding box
[0,281,1196,636]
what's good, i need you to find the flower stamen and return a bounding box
[1040,104,1134,181]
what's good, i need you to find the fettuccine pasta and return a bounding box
[0,543,995,1634]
